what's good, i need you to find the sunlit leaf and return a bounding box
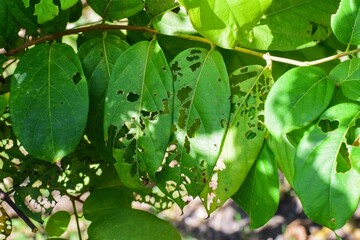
[294,103,360,229]
[232,143,279,229]
[200,65,273,214]
[156,48,231,208]
[265,66,335,139]
[329,58,360,102]
[179,0,272,48]
[60,0,78,10]
[34,0,59,24]
[331,0,360,45]
[10,43,89,162]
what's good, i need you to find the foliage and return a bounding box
[0,0,359,238]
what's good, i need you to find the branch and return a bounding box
[4,23,360,67]
[0,189,38,232]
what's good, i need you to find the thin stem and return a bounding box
[0,189,38,232]
[71,198,82,240]
[3,23,360,67]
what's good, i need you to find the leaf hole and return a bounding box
[245,131,257,140]
[318,119,339,133]
[186,55,200,62]
[336,142,351,173]
[117,90,124,95]
[190,49,201,54]
[127,92,140,102]
[188,118,201,138]
[189,62,201,72]
[72,72,82,85]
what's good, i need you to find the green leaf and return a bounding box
[232,143,279,229]
[329,58,360,102]
[0,93,9,116]
[156,48,231,208]
[87,0,144,21]
[294,103,360,229]
[78,34,129,155]
[34,0,59,24]
[60,0,78,10]
[45,211,71,237]
[179,0,272,49]
[240,0,340,50]
[104,40,173,189]
[265,66,335,139]
[145,0,175,17]
[5,0,39,31]
[199,65,273,214]
[152,6,197,35]
[10,43,89,162]
[83,188,133,221]
[88,208,181,240]
[331,0,360,45]
[0,0,19,49]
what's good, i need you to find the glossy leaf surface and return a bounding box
[331,0,360,45]
[329,58,360,102]
[200,65,273,213]
[294,103,360,229]
[88,208,181,240]
[10,43,89,162]
[156,48,231,208]
[87,0,144,21]
[104,40,173,189]
[240,0,340,50]
[265,66,335,139]
[179,0,272,48]
[232,143,279,229]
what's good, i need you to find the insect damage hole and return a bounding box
[126,92,140,102]
[318,119,339,133]
[72,72,82,85]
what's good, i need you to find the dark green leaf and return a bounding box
[78,34,129,155]
[240,0,340,50]
[145,0,175,17]
[83,188,133,221]
[0,93,9,116]
[156,48,231,208]
[179,0,272,48]
[87,0,144,21]
[331,0,360,45]
[45,211,71,237]
[0,0,19,49]
[4,0,39,31]
[104,40,173,189]
[200,65,273,214]
[265,66,335,139]
[294,103,360,229]
[10,43,89,162]
[329,58,360,102]
[88,208,181,240]
[232,143,279,229]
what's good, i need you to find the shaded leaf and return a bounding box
[331,0,360,45]
[0,0,19,49]
[179,0,272,49]
[294,103,360,229]
[10,43,89,162]
[78,34,129,155]
[104,40,173,190]
[265,66,335,139]
[232,143,279,229]
[240,0,340,50]
[87,0,144,21]
[200,65,273,213]
[45,211,71,237]
[329,58,360,102]
[145,0,175,17]
[0,93,9,116]
[88,208,181,240]
[156,48,231,208]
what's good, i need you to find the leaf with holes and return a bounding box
[179,0,272,49]
[294,103,360,230]
[78,34,129,155]
[232,142,279,229]
[265,66,335,139]
[10,43,89,162]
[104,40,173,190]
[240,0,339,50]
[329,58,360,102]
[199,65,273,214]
[156,48,231,208]
[88,208,181,240]
[331,0,360,45]
[0,204,11,238]
[87,0,144,21]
